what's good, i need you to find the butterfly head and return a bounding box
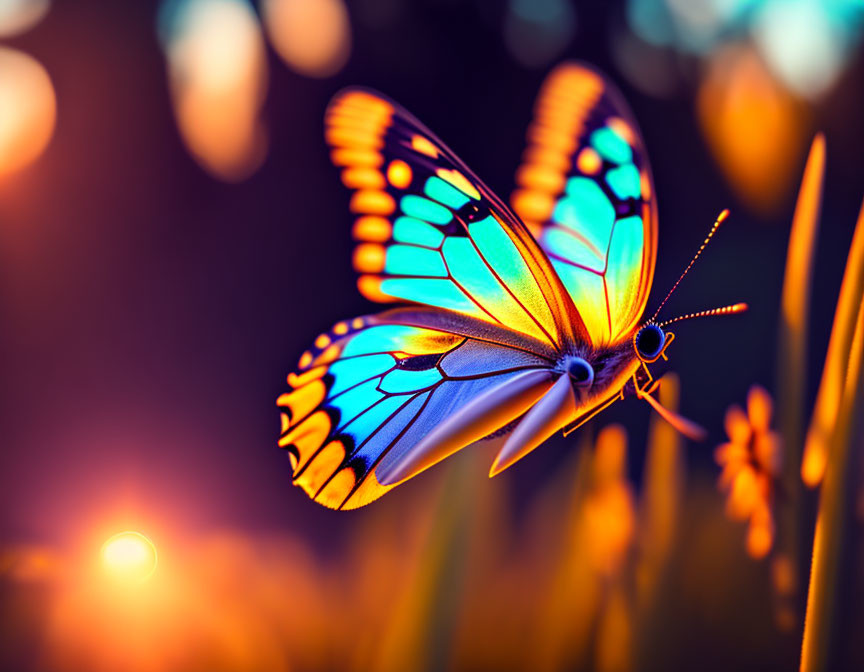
[633,322,672,364]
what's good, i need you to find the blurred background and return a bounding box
[1,0,863,670]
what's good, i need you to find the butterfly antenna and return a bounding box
[650,209,729,323]
[657,302,749,329]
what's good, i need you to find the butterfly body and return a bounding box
[278,63,744,509]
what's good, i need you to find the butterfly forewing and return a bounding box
[512,62,658,347]
[325,89,590,350]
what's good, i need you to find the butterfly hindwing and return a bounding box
[512,62,658,347]
[278,308,557,510]
[326,89,590,351]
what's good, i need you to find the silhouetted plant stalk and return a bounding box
[799,197,864,672]
[373,457,473,672]
[633,375,684,669]
[774,134,825,629]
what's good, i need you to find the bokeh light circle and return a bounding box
[0,47,56,178]
[262,0,351,78]
[100,531,158,583]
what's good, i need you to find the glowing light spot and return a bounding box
[516,164,564,192]
[351,215,390,243]
[353,243,386,273]
[511,189,554,221]
[387,159,412,188]
[698,45,805,214]
[262,0,350,78]
[753,1,845,100]
[298,351,312,368]
[314,333,331,349]
[341,167,384,189]
[0,0,50,38]
[524,145,570,171]
[287,365,326,387]
[331,148,382,167]
[410,134,439,158]
[576,147,601,174]
[333,321,349,335]
[158,0,269,182]
[351,317,365,329]
[100,531,158,583]
[357,275,391,302]
[0,47,56,178]
[606,117,636,145]
[640,170,652,199]
[349,189,395,215]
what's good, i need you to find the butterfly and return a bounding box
[277,62,747,510]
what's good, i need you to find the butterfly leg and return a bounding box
[659,331,676,361]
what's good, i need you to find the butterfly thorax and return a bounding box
[560,340,643,412]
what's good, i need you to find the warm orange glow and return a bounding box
[341,167,385,189]
[262,0,351,78]
[295,438,346,497]
[511,63,603,247]
[277,379,326,421]
[358,274,394,302]
[0,47,56,178]
[280,409,331,470]
[160,0,268,182]
[746,502,774,559]
[698,45,806,214]
[584,425,635,577]
[715,386,782,559]
[387,159,413,188]
[352,215,392,242]
[100,531,158,583]
[326,126,384,149]
[802,197,864,487]
[515,164,564,192]
[411,134,439,158]
[287,365,325,387]
[606,117,635,145]
[331,148,383,167]
[576,147,601,175]
[349,189,396,215]
[511,189,554,221]
[353,243,386,273]
[782,134,825,333]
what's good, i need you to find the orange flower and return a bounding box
[715,385,782,558]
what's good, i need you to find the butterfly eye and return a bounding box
[567,357,594,387]
[635,324,666,362]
